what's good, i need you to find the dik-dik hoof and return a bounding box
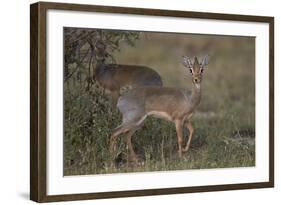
[182,144,191,153]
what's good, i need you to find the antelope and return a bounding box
[93,41,163,105]
[109,55,209,163]
[95,60,163,105]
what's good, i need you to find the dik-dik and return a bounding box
[94,42,163,105]
[109,55,209,163]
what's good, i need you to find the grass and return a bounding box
[64,105,255,175]
[63,31,255,176]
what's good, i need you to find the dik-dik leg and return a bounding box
[175,119,184,158]
[110,90,120,107]
[125,130,139,163]
[110,117,143,162]
[109,125,129,158]
[183,121,194,152]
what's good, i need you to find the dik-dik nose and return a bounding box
[194,78,200,83]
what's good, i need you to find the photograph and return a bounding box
[63,27,255,176]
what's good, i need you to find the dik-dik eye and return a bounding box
[189,68,193,74]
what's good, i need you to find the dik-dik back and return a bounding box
[95,60,163,105]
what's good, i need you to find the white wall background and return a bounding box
[0,0,279,204]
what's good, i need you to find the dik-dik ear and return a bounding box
[201,55,209,66]
[200,54,210,73]
[182,56,193,68]
[182,56,194,74]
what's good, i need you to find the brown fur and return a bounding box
[95,62,163,106]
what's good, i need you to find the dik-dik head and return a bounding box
[182,55,209,87]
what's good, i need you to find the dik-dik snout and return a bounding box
[192,74,202,84]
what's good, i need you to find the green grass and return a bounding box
[64,101,255,175]
[63,32,255,176]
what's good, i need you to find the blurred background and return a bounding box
[115,32,255,114]
[63,28,255,175]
